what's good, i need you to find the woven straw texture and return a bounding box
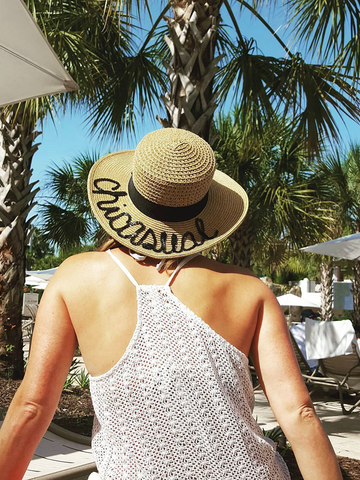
[88,129,248,258]
[133,129,215,207]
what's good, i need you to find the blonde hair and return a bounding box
[98,236,178,274]
[98,237,119,252]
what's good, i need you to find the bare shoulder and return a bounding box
[54,251,106,272]
[195,256,273,299]
[48,251,109,290]
[58,251,107,269]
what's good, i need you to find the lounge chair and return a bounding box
[289,323,318,370]
[304,319,360,415]
[317,349,360,414]
[305,319,359,359]
[289,329,314,377]
[289,330,322,393]
[248,360,261,391]
[0,417,97,479]
[23,422,96,479]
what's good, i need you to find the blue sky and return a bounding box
[32,4,360,219]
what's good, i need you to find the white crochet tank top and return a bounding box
[89,250,290,480]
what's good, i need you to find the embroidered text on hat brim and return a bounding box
[87,129,249,258]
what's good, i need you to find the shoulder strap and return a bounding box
[166,253,201,287]
[106,249,138,287]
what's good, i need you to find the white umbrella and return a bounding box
[25,276,48,289]
[25,267,56,291]
[300,232,360,261]
[0,0,78,107]
[276,293,319,308]
[26,267,57,281]
[25,275,44,285]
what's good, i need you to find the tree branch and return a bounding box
[140,2,172,53]
[235,0,294,58]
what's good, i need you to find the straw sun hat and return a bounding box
[88,128,248,258]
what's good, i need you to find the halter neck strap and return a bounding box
[107,249,200,288]
[166,253,201,287]
[106,249,138,287]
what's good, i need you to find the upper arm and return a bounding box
[19,265,77,411]
[249,286,312,421]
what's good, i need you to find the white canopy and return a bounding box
[26,267,57,281]
[301,232,360,261]
[25,275,48,290]
[25,267,57,290]
[276,293,319,308]
[0,0,78,107]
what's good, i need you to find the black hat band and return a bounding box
[128,175,208,222]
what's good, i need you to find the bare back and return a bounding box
[4,247,337,480]
[53,249,265,377]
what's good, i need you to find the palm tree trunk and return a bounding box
[158,0,222,142]
[205,239,230,263]
[352,259,360,327]
[0,113,40,379]
[320,259,334,322]
[229,219,253,269]
[352,219,360,328]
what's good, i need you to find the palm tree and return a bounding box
[100,0,360,151]
[0,113,41,378]
[319,258,334,322]
[26,228,55,270]
[212,110,331,269]
[264,250,322,286]
[40,152,102,249]
[2,0,360,376]
[313,146,360,324]
[347,145,360,327]
[0,0,166,378]
[101,0,360,281]
[142,0,360,318]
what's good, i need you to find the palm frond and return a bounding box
[216,22,241,59]
[86,46,168,141]
[45,151,98,204]
[102,0,157,23]
[311,146,360,234]
[217,39,277,135]
[236,0,294,57]
[334,34,360,80]
[347,144,360,196]
[287,0,360,60]
[213,109,331,255]
[270,56,360,154]
[212,109,262,187]
[219,49,360,155]
[41,203,91,248]
[45,163,78,204]
[39,151,102,248]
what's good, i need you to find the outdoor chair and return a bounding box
[305,319,360,359]
[294,347,360,415]
[289,323,318,371]
[289,330,323,393]
[316,349,360,414]
[304,319,360,415]
[25,422,96,479]
[289,330,315,377]
[0,416,96,479]
[248,360,261,391]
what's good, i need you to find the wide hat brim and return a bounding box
[88,150,249,258]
